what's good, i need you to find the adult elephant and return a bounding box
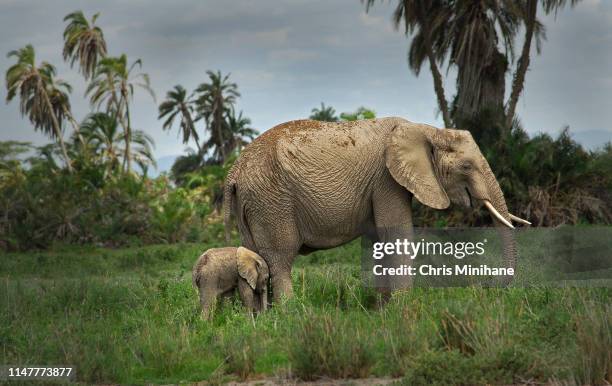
[223,117,529,301]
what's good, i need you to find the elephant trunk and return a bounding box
[482,164,517,276]
[260,287,268,312]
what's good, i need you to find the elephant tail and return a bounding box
[223,166,256,251]
[223,174,236,244]
[192,252,208,288]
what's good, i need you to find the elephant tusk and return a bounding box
[509,213,531,225]
[483,201,515,229]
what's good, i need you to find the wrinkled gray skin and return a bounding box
[224,118,517,301]
[192,246,269,319]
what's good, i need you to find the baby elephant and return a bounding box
[192,246,269,319]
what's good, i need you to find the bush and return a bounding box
[0,158,220,250]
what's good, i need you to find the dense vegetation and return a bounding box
[1,10,249,251]
[0,141,227,249]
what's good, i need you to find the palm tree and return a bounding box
[129,130,157,173]
[195,70,240,164]
[366,0,515,124]
[46,74,87,147]
[79,112,122,173]
[62,10,107,145]
[86,54,155,173]
[444,1,520,121]
[309,102,339,122]
[366,0,453,127]
[5,44,73,172]
[505,0,580,128]
[368,0,580,131]
[158,85,201,152]
[86,56,120,112]
[224,108,258,157]
[62,10,107,80]
[80,112,156,175]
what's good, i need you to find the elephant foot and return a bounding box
[267,265,294,303]
[272,287,294,304]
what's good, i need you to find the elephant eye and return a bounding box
[460,161,473,171]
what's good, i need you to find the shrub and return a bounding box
[0,146,226,250]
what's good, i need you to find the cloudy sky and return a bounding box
[1,0,611,161]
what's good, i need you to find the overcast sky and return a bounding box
[1,0,611,159]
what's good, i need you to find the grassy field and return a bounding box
[1,239,611,385]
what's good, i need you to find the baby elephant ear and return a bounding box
[385,124,450,210]
[237,247,258,290]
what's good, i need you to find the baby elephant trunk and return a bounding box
[259,286,268,312]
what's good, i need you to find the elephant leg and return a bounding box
[237,279,256,314]
[372,182,414,296]
[198,284,220,320]
[250,219,300,303]
[220,288,235,307]
[268,261,293,303]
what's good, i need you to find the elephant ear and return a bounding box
[237,247,259,290]
[385,125,450,209]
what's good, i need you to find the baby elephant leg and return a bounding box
[198,284,220,320]
[237,279,257,314]
[220,288,235,304]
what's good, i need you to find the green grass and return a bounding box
[1,240,610,385]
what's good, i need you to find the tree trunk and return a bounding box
[454,48,507,121]
[506,0,538,129]
[216,121,226,164]
[427,45,453,128]
[56,130,73,173]
[215,95,227,164]
[416,2,452,128]
[63,105,85,147]
[119,85,132,174]
[42,84,73,173]
[183,105,201,153]
[124,93,132,174]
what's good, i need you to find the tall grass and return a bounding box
[1,242,610,384]
[572,300,611,384]
[288,307,375,380]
